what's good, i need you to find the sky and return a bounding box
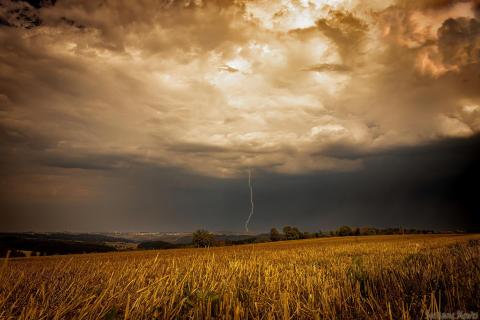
[0,0,479,232]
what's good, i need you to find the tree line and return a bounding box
[192,226,443,247]
[270,226,439,241]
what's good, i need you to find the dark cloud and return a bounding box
[218,64,239,73]
[313,142,368,160]
[20,0,56,9]
[42,153,138,171]
[315,10,368,65]
[303,63,351,72]
[438,16,480,66]
[166,142,228,154]
[398,0,475,10]
[319,133,480,160]
[0,1,41,28]
[1,134,479,232]
[1,0,480,232]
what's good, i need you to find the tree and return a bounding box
[283,226,301,240]
[270,228,281,241]
[292,227,302,239]
[283,226,294,240]
[192,230,215,248]
[337,226,352,236]
[361,227,378,235]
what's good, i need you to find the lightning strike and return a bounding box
[245,169,255,232]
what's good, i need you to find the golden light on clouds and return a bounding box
[0,0,480,180]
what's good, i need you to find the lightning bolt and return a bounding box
[245,169,254,233]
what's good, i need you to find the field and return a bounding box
[0,234,479,319]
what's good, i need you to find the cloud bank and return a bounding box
[0,0,479,231]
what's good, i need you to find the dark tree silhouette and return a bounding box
[283,226,302,240]
[270,228,281,241]
[292,227,301,239]
[192,230,215,248]
[337,226,353,236]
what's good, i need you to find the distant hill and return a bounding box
[0,232,274,257]
[98,232,260,245]
[99,232,193,244]
[0,235,116,257]
[0,232,135,243]
[137,240,182,250]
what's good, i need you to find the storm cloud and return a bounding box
[0,0,479,232]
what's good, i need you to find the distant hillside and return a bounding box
[99,232,193,244]
[0,235,116,257]
[98,232,260,245]
[0,232,134,243]
[137,240,182,250]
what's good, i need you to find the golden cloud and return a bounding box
[0,0,479,180]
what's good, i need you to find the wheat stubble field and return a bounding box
[0,234,479,320]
